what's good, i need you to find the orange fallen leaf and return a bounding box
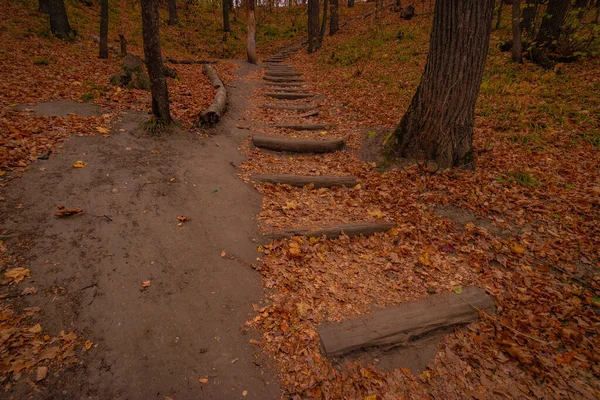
[2,267,31,284]
[198,378,208,384]
[72,160,87,168]
[84,340,94,350]
[141,280,151,288]
[53,206,84,217]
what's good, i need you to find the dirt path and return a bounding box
[2,62,280,399]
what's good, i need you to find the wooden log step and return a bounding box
[269,88,310,93]
[264,222,396,240]
[318,287,495,358]
[280,110,320,118]
[265,82,305,87]
[266,92,314,100]
[253,174,358,188]
[263,104,318,111]
[274,123,334,130]
[263,76,304,83]
[252,135,344,153]
[264,72,303,77]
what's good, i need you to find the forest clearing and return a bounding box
[0,0,599,399]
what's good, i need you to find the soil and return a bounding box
[1,62,280,399]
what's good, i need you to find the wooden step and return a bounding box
[265,82,305,87]
[280,110,320,118]
[265,92,314,100]
[274,123,333,131]
[252,135,344,153]
[253,174,358,188]
[263,76,304,83]
[318,287,495,358]
[264,222,396,240]
[263,104,318,111]
[269,88,310,93]
[264,72,303,77]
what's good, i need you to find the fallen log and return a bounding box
[199,64,227,126]
[252,135,344,153]
[264,222,396,240]
[266,93,314,100]
[264,72,303,78]
[253,174,358,188]
[263,104,318,111]
[318,287,495,358]
[263,76,304,82]
[280,110,320,118]
[275,123,334,130]
[265,82,305,87]
[269,88,309,93]
[164,58,214,64]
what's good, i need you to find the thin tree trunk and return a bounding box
[141,0,172,123]
[247,0,257,63]
[390,0,495,169]
[99,0,109,59]
[348,0,355,7]
[512,0,522,62]
[521,0,536,37]
[223,0,231,32]
[495,0,504,30]
[119,34,127,56]
[308,0,320,53]
[319,0,329,46]
[47,0,75,39]
[536,0,569,51]
[168,0,179,25]
[330,0,339,35]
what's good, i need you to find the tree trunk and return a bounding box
[247,0,257,64]
[521,0,537,37]
[141,0,172,124]
[223,0,231,32]
[330,0,339,35]
[39,0,50,14]
[119,34,127,56]
[390,0,495,169]
[308,0,320,53]
[512,0,522,62]
[348,0,355,7]
[536,0,569,51]
[495,0,504,29]
[47,0,75,39]
[319,0,329,46]
[168,0,179,25]
[99,0,109,59]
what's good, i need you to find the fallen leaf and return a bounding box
[368,210,385,219]
[29,324,42,333]
[141,280,151,288]
[36,366,48,382]
[177,216,188,222]
[452,286,463,294]
[84,340,94,350]
[198,378,208,384]
[418,252,431,267]
[220,251,227,258]
[510,242,526,254]
[96,127,109,134]
[72,161,87,168]
[53,206,84,217]
[242,390,248,397]
[2,267,31,285]
[21,287,37,295]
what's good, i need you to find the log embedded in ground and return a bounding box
[264,72,302,77]
[264,222,396,240]
[265,82,305,87]
[263,76,304,83]
[318,287,495,358]
[275,123,334,130]
[269,88,309,93]
[200,64,227,126]
[263,104,318,111]
[266,92,314,100]
[253,174,358,188]
[252,135,344,153]
[164,58,214,64]
[280,110,320,118]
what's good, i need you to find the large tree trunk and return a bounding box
[141,0,172,124]
[168,0,179,25]
[223,0,231,32]
[330,0,339,35]
[512,0,522,62]
[348,0,355,7]
[390,0,494,169]
[99,0,109,59]
[308,0,320,53]
[319,0,329,46]
[536,0,569,51]
[47,0,75,39]
[521,0,537,37]
[247,0,257,63]
[39,0,50,14]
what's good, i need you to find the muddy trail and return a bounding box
[1,61,280,399]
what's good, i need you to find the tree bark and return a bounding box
[39,0,50,14]
[247,0,257,64]
[512,0,523,62]
[223,0,231,32]
[495,0,504,30]
[47,0,75,39]
[141,0,172,124]
[390,0,494,169]
[168,0,179,25]
[99,0,109,59]
[521,0,537,37]
[348,0,355,7]
[319,0,329,46]
[119,34,127,55]
[330,0,339,35]
[536,0,569,51]
[308,0,320,53]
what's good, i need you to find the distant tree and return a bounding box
[247,0,257,63]
[99,0,109,59]
[319,0,329,46]
[168,0,179,25]
[223,0,231,32]
[536,0,569,51]
[330,0,339,35]
[141,0,172,123]
[43,0,75,39]
[495,0,504,29]
[389,0,494,169]
[521,0,537,36]
[512,0,523,62]
[348,0,355,7]
[308,0,320,52]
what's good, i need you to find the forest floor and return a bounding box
[1,1,600,400]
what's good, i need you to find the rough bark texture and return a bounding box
[318,287,495,358]
[252,136,344,153]
[522,0,537,36]
[141,0,172,123]
[39,0,50,14]
[253,174,358,188]
[99,0,109,59]
[512,0,523,62]
[308,0,320,53]
[330,0,339,35]
[265,222,396,241]
[167,0,179,26]
[47,0,75,39]
[247,0,257,64]
[200,64,228,126]
[536,0,570,51]
[319,0,329,47]
[223,0,231,32]
[390,0,494,169]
